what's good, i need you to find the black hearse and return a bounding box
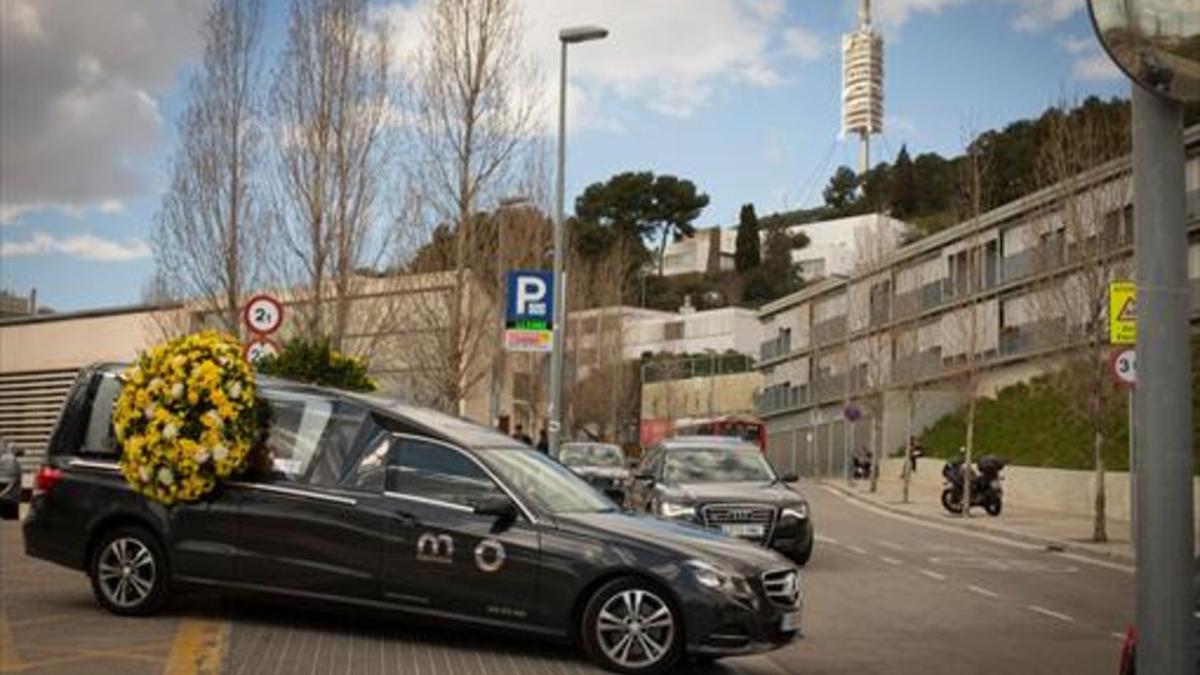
[24,364,802,674]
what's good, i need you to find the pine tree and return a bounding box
[891,145,917,218]
[735,203,761,272]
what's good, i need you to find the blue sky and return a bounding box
[0,0,1127,312]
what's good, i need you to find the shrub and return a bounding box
[255,338,377,392]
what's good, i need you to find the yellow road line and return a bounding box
[163,617,229,675]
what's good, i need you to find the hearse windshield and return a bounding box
[480,448,615,514]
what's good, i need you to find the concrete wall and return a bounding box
[640,371,762,420]
[879,457,1200,540]
[0,308,173,371]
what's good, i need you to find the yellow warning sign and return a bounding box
[1109,281,1136,345]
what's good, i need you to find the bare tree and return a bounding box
[271,0,392,349]
[1028,103,1132,543]
[152,0,265,334]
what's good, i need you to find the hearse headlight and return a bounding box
[782,502,809,520]
[658,500,696,519]
[686,560,754,598]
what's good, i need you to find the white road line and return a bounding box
[1111,632,1127,640]
[822,486,1135,574]
[877,540,906,552]
[1027,605,1075,623]
[814,535,839,545]
[846,545,868,555]
[880,556,903,565]
[967,584,1000,599]
[919,569,947,581]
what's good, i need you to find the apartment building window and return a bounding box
[664,321,684,340]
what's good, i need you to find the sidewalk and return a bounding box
[822,474,1137,565]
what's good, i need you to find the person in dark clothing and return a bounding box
[535,429,549,454]
[512,424,533,446]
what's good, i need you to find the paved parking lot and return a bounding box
[0,518,782,675]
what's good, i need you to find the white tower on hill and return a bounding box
[842,0,884,178]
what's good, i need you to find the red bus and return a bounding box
[674,416,767,452]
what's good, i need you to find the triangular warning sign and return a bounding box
[1117,297,1136,322]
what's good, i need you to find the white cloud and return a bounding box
[0,0,205,222]
[1,232,152,261]
[784,26,826,62]
[380,0,808,123]
[873,0,1083,31]
[1058,33,1122,81]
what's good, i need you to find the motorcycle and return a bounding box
[940,454,1007,516]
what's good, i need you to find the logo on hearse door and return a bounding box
[416,533,454,564]
[474,539,506,573]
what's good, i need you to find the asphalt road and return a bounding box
[0,484,1132,674]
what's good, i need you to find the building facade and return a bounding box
[756,129,1200,476]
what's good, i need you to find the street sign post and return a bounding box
[243,294,284,336]
[1088,3,1197,673]
[1108,281,1136,345]
[504,271,554,353]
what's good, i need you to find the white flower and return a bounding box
[195,447,211,463]
[170,382,184,399]
[204,410,224,428]
[162,423,178,440]
[157,468,174,486]
[143,404,156,419]
[212,445,229,462]
[138,466,152,482]
[228,382,242,399]
[149,377,164,390]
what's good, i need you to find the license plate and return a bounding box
[780,611,801,632]
[720,523,765,537]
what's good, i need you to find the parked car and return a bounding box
[1118,556,1200,675]
[627,437,814,566]
[0,438,23,520]
[554,442,630,502]
[24,364,803,674]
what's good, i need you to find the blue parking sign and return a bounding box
[506,270,554,330]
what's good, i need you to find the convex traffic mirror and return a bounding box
[1088,0,1200,102]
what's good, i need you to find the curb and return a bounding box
[822,482,1136,567]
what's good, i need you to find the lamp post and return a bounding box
[549,24,608,456]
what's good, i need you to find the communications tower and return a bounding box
[842,0,884,178]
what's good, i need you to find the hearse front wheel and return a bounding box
[88,525,169,616]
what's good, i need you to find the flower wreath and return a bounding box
[113,331,263,504]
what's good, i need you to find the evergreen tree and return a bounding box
[823,166,860,211]
[735,203,761,272]
[890,145,917,218]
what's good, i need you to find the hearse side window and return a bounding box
[348,435,391,492]
[259,391,366,485]
[388,439,502,507]
[81,373,121,457]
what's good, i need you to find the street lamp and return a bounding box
[1085,3,1198,675]
[549,24,608,456]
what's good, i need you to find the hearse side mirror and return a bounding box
[473,494,518,520]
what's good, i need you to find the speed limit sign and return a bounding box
[244,337,281,363]
[1109,348,1136,387]
[243,294,284,335]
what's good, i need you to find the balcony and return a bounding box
[755,383,811,415]
[760,333,791,362]
[892,349,943,384]
[811,316,847,346]
[999,319,1067,357]
[917,281,945,312]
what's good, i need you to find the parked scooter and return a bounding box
[940,453,1007,516]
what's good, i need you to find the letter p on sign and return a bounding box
[516,277,547,316]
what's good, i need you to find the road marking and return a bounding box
[967,584,1000,599]
[919,568,947,581]
[880,556,903,566]
[164,617,230,675]
[814,535,838,545]
[877,540,906,552]
[823,486,1134,574]
[1112,632,1127,640]
[1027,605,1075,623]
[846,545,867,555]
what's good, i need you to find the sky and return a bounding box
[0,0,1128,313]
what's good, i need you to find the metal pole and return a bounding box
[1132,83,1194,675]
[1127,386,1135,545]
[549,41,568,455]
